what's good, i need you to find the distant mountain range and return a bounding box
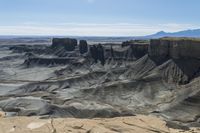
[144,29,200,39]
[0,29,200,42]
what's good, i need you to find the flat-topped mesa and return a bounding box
[149,37,200,60]
[52,38,78,51]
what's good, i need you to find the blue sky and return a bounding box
[0,0,199,36]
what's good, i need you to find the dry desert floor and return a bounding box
[0,112,200,133]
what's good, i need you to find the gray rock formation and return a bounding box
[149,38,200,59]
[52,38,77,51]
[104,41,148,60]
[148,38,200,84]
[131,44,148,58]
[79,40,88,54]
[90,44,105,65]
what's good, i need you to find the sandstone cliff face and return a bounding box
[149,38,200,59]
[52,38,77,51]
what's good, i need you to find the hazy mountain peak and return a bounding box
[145,29,200,38]
[156,31,166,34]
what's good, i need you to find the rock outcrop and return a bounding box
[148,37,200,84]
[104,42,148,60]
[105,45,134,60]
[50,39,148,64]
[79,40,88,54]
[52,38,77,51]
[130,44,148,58]
[149,37,200,60]
[90,44,105,65]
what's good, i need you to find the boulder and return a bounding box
[52,38,77,51]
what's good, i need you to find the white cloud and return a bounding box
[0,23,199,36]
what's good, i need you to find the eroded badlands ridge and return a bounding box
[0,37,200,129]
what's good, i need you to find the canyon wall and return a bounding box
[148,38,200,84]
[149,38,200,59]
[24,37,200,72]
[51,38,148,63]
